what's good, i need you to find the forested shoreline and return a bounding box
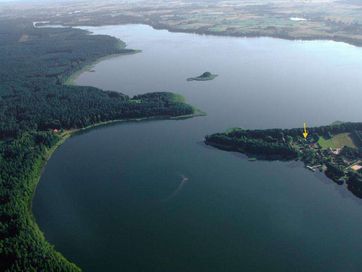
[0,19,195,271]
[205,122,362,198]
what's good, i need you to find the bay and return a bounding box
[33,24,362,272]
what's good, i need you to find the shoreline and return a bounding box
[3,21,204,271]
[29,100,203,272]
[65,21,362,49]
[30,42,204,270]
[159,26,362,48]
[30,107,205,234]
[147,22,362,48]
[33,109,206,202]
[71,110,206,135]
[64,50,141,86]
[41,20,362,51]
[35,111,203,190]
[204,122,362,198]
[28,129,80,271]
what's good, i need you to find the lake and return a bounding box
[33,24,362,272]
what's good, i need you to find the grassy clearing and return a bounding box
[225,127,242,134]
[129,99,142,104]
[172,93,186,103]
[318,133,356,149]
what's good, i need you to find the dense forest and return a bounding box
[0,18,195,271]
[205,122,362,197]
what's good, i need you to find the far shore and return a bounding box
[64,49,141,85]
[147,22,362,48]
[63,22,362,48]
[35,20,362,50]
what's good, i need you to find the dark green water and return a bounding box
[34,25,362,272]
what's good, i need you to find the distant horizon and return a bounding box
[0,0,76,3]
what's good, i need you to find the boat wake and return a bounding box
[162,175,189,202]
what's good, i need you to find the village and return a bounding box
[206,122,362,197]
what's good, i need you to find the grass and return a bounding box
[129,99,142,104]
[172,93,186,103]
[318,133,357,149]
[225,127,242,134]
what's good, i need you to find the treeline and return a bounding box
[343,147,362,197]
[0,86,193,139]
[347,172,362,198]
[205,122,362,159]
[0,19,194,271]
[0,132,80,272]
[0,19,193,139]
[220,122,362,140]
[205,127,302,159]
[205,123,362,198]
[0,20,133,98]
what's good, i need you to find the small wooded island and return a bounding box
[187,71,218,81]
[205,122,362,198]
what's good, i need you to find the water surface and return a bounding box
[34,25,362,272]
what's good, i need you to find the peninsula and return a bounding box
[187,72,218,81]
[205,122,362,198]
[0,19,197,272]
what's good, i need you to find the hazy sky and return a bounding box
[0,0,67,2]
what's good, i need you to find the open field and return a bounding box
[318,133,357,149]
[2,0,362,46]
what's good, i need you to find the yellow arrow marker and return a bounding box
[303,122,308,139]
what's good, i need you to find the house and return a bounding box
[351,164,362,171]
